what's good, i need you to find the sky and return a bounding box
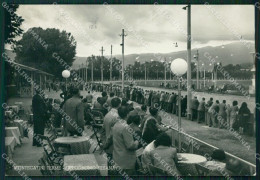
[12,4,255,57]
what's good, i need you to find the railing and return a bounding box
[164,123,256,175]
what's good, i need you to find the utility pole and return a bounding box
[86,60,88,83]
[100,46,105,85]
[91,59,94,82]
[110,45,113,81]
[145,62,147,85]
[120,29,127,92]
[164,58,167,87]
[183,4,192,120]
[195,50,199,90]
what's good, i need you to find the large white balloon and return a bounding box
[171,58,188,76]
[62,70,70,78]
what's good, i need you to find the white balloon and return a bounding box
[62,70,70,78]
[170,58,188,76]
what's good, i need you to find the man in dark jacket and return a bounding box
[181,95,187,117]
[191,96,199,121]
[142,107,167,144]
[32,89,47,147]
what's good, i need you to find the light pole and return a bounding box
[100,46,105,85]
[145,61,147,85]
[110,45,113,81]
[91,57,94,82]
[62,70,70,91]
[149,59,154,80]
[161,58,167,86]
[171,58,187,152]
[183,4,192,120]
[86,60,88,84]
[202,63,205,88]
[120,29,127,92]
[193,50,199,90]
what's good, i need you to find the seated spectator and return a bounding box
[203,149,244,176]
[85,91,93,103]
[141,107,167,144]
[93,97,108,115]
[93,97,103,109]
[100,91,108,105]
[112,106,139,175]
[129,115,142,146]
[147,133,180,176]
[141,140,156,172]
[200,149,225,175]
[106,92,115,108]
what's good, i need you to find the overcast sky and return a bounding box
[14,4,254,57]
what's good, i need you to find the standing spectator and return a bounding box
[112,106,139,175]
[148,90,153,107]
[102,98,121,174]
[181,95,187,117]
[160,91,165,110]
[205,98,214,126]
[197,98,206,123]
[172,93,177,114]
[168,93,174,113]
[151,91,160,108]
[32,89,47,147]
[176,95,183,116]
[62,87,84,136]
[226,104,231,128]
[191,96,199,121]
[144,91,149,106]
[130,88,134,101]
[164,92,169,111]
[209,100,220,128]
[218,100,227,129]
[85,91,93,103]
[229,100,239,130]
[238,102,251,134]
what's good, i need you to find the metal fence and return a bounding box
[166,125,256,176]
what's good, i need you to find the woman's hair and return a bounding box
[232,100,238,106]
[97,97,101,103]
[111,97,121,108]
[211,149,226,161]
[121,98,128,106]
[154,133,171,147]
[149,107,158,116]
[240,102,247,109]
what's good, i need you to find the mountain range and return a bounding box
[5,42,255,70]
[73,42,255,70]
